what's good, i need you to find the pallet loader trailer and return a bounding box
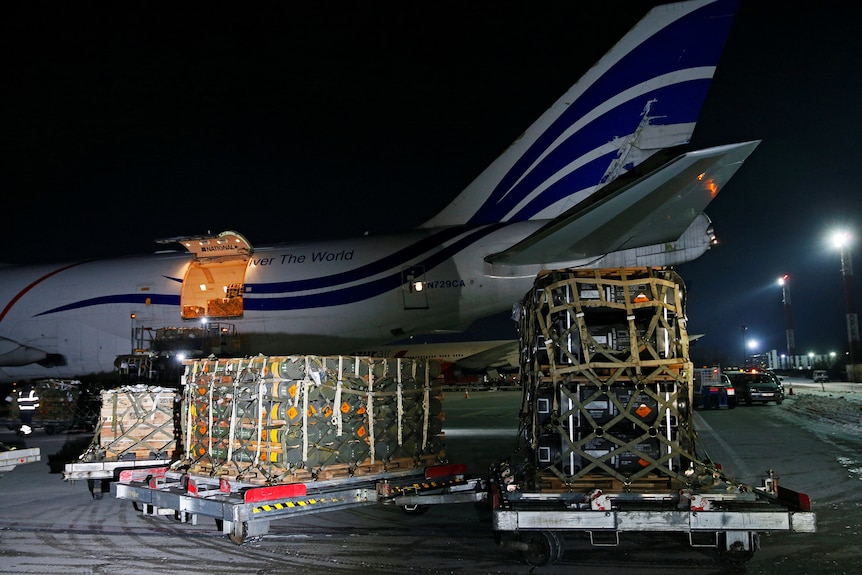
[112,462,485,544]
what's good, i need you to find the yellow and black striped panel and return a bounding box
[391,477,466,495]
[252,496,343,515]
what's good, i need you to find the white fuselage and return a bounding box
[0,222,546,382]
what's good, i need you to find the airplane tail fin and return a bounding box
[420,0,738,229]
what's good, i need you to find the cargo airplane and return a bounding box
[0,0,757,383]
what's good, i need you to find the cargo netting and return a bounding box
[181,355,447,484]
[515,268,704,491]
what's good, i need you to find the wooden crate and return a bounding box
[100,386,177,460]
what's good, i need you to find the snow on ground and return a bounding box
[780,379,862,438]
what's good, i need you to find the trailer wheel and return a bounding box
[401,503,430,515]
[229,521,248,545]
[520,530,564,567]
[718,531,758,565]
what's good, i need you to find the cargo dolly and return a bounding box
[489,462,816,566]
[112,462,485,544]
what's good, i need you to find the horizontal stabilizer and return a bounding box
[485,140,759,268]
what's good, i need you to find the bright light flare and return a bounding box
[830,229,853,249]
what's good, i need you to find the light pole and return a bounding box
[740,324,748,367]
[830,230,859,382]
[777,274,796,367]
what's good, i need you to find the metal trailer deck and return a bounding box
[63,458,173,499]
[112,462,485,544]
[0,446,41,475]
[489,463,816,567]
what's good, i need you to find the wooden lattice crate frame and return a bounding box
[517,268,700,487]
[100,386,177,460]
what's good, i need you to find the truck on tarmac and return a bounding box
[108,268,816,567]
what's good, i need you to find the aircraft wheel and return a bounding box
[520,530,564,567]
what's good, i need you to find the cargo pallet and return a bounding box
[113,461,485,544]
[111,355,485,542]
[489,268,816,566]
[63,384,180,499]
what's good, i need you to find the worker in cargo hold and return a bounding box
[16,382,40,435]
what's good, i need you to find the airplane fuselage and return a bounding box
[0,222,545,381]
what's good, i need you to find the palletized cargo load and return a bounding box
[180,355,447,484]
[111,354,484,543]
[63,385,179,497]
[516,267,694,488]
[492,268,815,566]
[99,385,178,460]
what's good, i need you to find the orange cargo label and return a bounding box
[635,404,652,418]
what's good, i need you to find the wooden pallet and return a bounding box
[533,471,680,494]
[188,453,443,486]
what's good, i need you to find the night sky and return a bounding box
[3,1,860,365]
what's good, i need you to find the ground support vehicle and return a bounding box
[0,443,40,476]
[693,367,736,409]
[113,462,485,543]
[491,268,815,566]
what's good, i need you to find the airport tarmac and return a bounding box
[1,381,859,574]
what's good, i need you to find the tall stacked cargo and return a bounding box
[514,267,695,490]
[181,355,446,484]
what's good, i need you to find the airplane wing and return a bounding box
[485,140,759,268]
[452,340,519,371]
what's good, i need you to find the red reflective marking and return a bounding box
[244,483,307,503]
[425,463,467,478]
[118,466,168,482]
